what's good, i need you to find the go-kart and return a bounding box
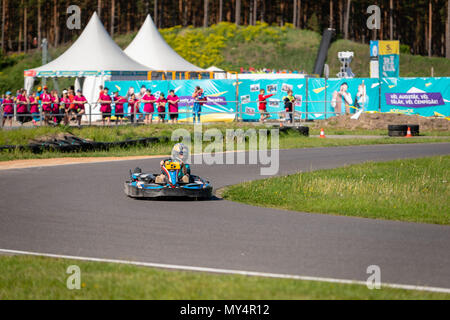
[124,159,213,199]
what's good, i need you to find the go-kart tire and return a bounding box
[388,130,407,137]
[388,124,408,132]
[296,126,309,136]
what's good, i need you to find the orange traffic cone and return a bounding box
[405,127,412,138]
[320,128,326,138]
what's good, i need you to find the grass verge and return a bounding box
[0,125,449,162]
[0,255,449,300]
[223,156,450,225]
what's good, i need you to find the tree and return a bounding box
[428,0,432,57]
[344,0,351,39]
[389,0,393,40]
[329,0,333,29]
[236,0,241,25]
[293,0,297,27]
[447,0,450,58]
[111,0,115,36]
[203,0,208,27]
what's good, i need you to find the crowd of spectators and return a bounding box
[0,84,209,128]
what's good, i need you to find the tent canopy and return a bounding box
[25,12,151,78]
[125,15,204,72]
[206,66,224,72]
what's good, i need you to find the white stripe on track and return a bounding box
[1,248,449,294]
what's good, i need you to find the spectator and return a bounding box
[40,86,52,125]
[258,89,275,123]
[113,91,127,125]
[29,92,40,126]
[142,89,156,125]
[156,93,167,124]
[51,90,62,125]
[73,90,87,127]
[60,90,71,125]
[99,87,112,125]
[128,93,140,124]
[16,89,29,125]
[2,91,14,127]
[283,90,295,123]
[192,86,206,123]
[167,89,180,124]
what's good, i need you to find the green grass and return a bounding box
[223,156,450,225]
[0,125,449,162]
[0,255,448,300]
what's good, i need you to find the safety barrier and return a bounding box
[0,98,361,129]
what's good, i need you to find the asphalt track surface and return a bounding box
[0,143,449,289]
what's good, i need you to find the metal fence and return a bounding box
[0,99,359,129]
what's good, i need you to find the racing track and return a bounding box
[0,143,449,290]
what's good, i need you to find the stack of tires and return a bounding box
[276,125,310,137]
[388,124,419,137]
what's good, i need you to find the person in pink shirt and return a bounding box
[156,93,167,124]
[113,91,127,125]
[16,89,29,125]
[142,89,156,125]
[51,90,61,125]
[73,90,87,126]
[2,91,14,127]
[29,92,40,126]
[40,86,52,125]
[167,89,180,124]
[98,87,112,126]
[127,93,140,124]
[60,90,71,125]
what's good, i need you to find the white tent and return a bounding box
[125,15,204,72]
[25,12,151,120]
[206,66,224,72]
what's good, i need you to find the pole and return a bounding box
[41,39,48,87]
[305,77,309,121]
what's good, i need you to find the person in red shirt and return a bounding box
[258,89,275,122]
[29,92,40,126]
[167,90,180,124]
[2,91,14,127]
[16,89,29,125]
[73,90,87,126]
[127,93,140,124]
[113,91,127,125]
[156,93,167,124]
[98,87,112,126]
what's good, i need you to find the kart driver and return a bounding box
[155,143,191,184]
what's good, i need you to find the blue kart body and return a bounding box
[124,163,213,199]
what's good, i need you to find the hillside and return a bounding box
[0,22,449,92]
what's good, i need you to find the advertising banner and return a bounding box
[237,78,306,121]
[381,77,450,116]
[106,79,237,122]
[308,78,380,119]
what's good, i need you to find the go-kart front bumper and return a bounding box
[124,182,213,199]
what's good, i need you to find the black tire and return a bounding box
[388,124,408,131]
[388,130,407,137]
[296,126,310,137]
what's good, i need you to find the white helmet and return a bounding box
[171,143,189,163]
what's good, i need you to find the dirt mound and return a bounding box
[312,113,449,131]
